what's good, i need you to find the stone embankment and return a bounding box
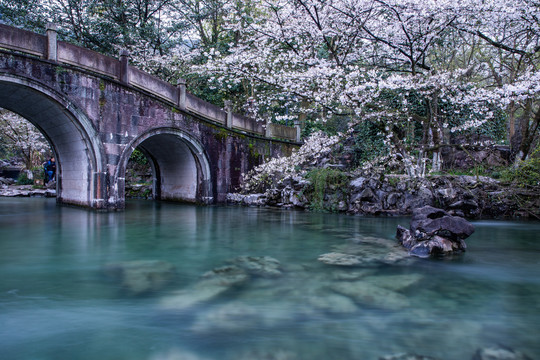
[228,174,540,219]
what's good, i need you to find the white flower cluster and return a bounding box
[242,131,340,192]
[0,109,51,170]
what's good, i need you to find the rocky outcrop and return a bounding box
[0,176,15,185]
[396,206,475,258]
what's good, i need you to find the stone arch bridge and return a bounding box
[0,24,299,210]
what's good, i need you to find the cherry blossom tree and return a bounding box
[451,0,540,161]
[0,109,51,171]
[2,0,538,177]
[195,0,529,177]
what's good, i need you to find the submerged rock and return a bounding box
[190,302,292,333]
[148,348,211,360]
[472,347,533,360]
[227,256,283,278]
[200,265,250,286]
[362,273,423,292]
[327,272,422,311]
[160,283,233,311]
[234,349,298,360]
[330,281,410,310]
[160,265,249,311]
[306,292,359,314]
[318,238,410,267]
[318,252,365,266]
[379,354,441,360]
[159,261,257,311]
[103,260,176,295]
[332,269,376,281]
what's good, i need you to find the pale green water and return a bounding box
[0,198,539,360]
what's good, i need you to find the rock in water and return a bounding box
[379,354,440,360]
[472,347,533,360]
[362,273,423,292]
[396,206,475,258]
[159,265,249,311]
[306,293,358,314]
[318,252,364,266]
[318,238,410,267]
[200,265,250,286]
[103,260,176,295]
[190,302,292,333]
[227,256,283,278]
[410,206,475,240]
[330,281,410,310]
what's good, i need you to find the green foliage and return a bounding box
[301,115,350,137]
[499,146,540,187]
[129,149,149,166]
[445,101,507,142]
[350,121,387,166]
[214,129,229,142]
[385,175,400,187]
[431,165,493,179]
[0,0,47,32]
[32,166,45,180]
[305,168,349,211]
[16,171,34,185]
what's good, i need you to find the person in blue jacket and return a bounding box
[44,157,56,182]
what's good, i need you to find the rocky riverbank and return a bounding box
[0,177,56,198]
[228,173,540,220]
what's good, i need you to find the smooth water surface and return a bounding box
[1,198,539,360]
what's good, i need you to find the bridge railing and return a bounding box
[0,23,301,142]
[58,41,120,79]
[185,93,227,125]
[0,23,46,56]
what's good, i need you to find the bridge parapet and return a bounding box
[0,23,300,142]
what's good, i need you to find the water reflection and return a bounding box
[0,198,539,360]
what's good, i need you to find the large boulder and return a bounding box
[410,206,475,240]
[397,206,475,258]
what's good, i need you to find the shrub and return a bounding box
[500,145,540,187]
[16,171,34,185]
[306,168,349,211]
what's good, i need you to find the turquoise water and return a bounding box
[0,198,539,360]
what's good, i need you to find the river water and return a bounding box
[1,198,539,360]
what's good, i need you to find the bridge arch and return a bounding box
[0,74,106,208]
[116,128,213,207]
